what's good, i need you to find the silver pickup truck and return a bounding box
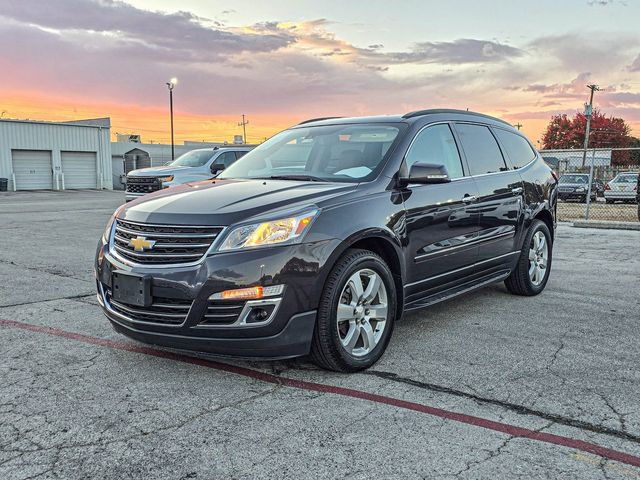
[125,146,253,202]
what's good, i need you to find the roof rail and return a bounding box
[297,116,343,125]
[402,109,511,126]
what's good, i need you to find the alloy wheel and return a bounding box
[528,231,548,286]
[336,268,388,357]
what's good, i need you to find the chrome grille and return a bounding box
[106,288,191,325]
[112,219,223,265]
[199,301,245,326]
[126,176,162,194]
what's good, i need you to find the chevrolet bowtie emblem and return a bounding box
[128,236,156,252]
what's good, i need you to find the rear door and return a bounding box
[401,123,481,293]
[454,123,525,266]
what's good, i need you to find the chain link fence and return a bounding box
[540,148,639,223]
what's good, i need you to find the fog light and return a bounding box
[246,305,276,324]
[209,284,284,301]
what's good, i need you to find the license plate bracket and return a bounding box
[112,271,151,307]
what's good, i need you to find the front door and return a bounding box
[401,123,481,297]
[454,123,524,265]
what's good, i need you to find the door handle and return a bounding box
[461,195,477,203]
[512,187,524,195]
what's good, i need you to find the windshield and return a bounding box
[170,150,215,167]
[559,174,589,184]
[218,124,402,183]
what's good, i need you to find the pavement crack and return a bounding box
[0,293,95,309]
[363,369,640,445]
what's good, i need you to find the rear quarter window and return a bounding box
[493,128,536,169]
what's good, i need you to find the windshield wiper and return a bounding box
[267,174,325,182]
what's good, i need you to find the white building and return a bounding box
[0,118,112,191]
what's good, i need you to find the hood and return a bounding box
[121,178,359,226]
[127,165,192,176]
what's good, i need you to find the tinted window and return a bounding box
[235,151,248,160]
[493,129,535,169]
[405,124,464,179]
[455,124,507,175]
[216,151,237,167]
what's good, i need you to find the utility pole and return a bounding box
[514,122,523,131]
[238,114,249,144]
[581,84,600,167]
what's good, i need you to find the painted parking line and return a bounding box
[2,318,640,469]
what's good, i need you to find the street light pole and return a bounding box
[166,78,178,160]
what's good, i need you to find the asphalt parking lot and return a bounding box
[1,190,639,479]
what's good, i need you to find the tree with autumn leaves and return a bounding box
[542,110,638,164]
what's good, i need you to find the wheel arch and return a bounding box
[322,230,405,321]
[533,208,555,242]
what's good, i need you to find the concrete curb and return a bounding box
[572,220,640,231]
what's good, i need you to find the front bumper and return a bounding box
[558,189,590,201]
[604,191,636,201]
[95,238,339,359]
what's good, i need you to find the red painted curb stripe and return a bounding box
[2,318,640,469]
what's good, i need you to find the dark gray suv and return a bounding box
[96,109,557,372]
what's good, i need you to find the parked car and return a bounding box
[557,173,597,202]
[604,172,639,204]
[96,109,557,372]
[542,156,559,175]
[125,146,253,202]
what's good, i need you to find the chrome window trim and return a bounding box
[402,121,536,188]
[108,220,227,269]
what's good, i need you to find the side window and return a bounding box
[493,129,535,169]
[455,123,507,176]
[235,151,248,160]
[405,124,464,179]
[216,152,237,168]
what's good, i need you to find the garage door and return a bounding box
[61,151,98,189]
[11,150,53,190]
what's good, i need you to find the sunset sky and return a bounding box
[2,0,640,145]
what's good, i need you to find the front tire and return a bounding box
[505,220,552,296]
[310,249,396,372]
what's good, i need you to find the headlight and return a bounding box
[575,187,585,192]
[218,210,318,252]
[102,212,117,243]
[158,175,174,184]
[101,206,124,243]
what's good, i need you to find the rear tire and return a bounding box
[310,248,396,372]
[505,220,552,296]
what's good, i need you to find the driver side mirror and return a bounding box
[399,162,451,187]
[210,163,225,174]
